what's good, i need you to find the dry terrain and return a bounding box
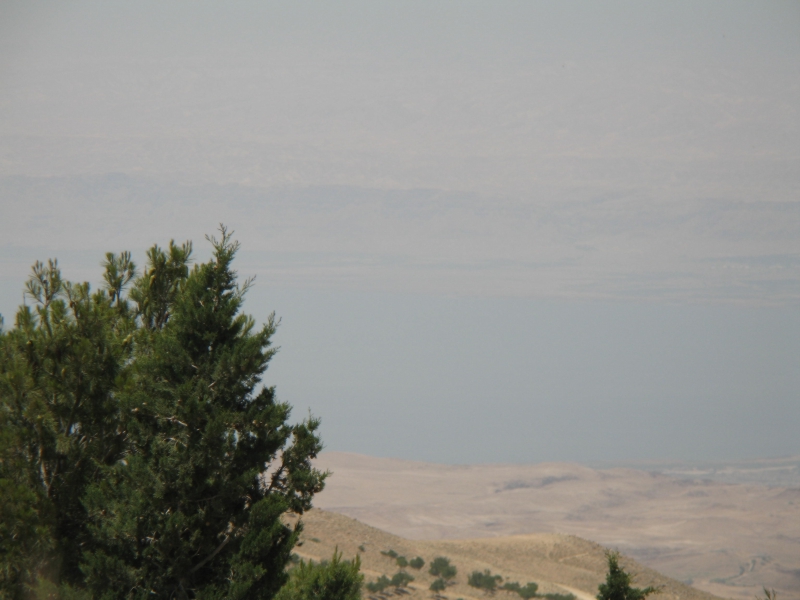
[289,509,721,600]
[311,452,800,600]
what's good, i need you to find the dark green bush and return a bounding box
[429,557,457,580]
[390,572,414,588]
[430,578,447,592]
[501,580,538,599]
[541,594,575,600]
[396,556,408,568]
[380,549,399,559]
[366,570,414,592]
[366,575,391,593]
[518,583,539,599]
[409,557,425,570]
[468,570,503,592]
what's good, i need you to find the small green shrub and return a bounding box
[429,557,457,580]
[358,545,366,552]
[396,556,408,568]
[468,570,503,592]
[501,581,538,599]
[366,571,415,592]
[276,551,363,600]
[381,549,399,559]
[366,575,391,593]
[517,583,539,599]
[390,572,415,588]
[541,594,575,600]
[409,556,425,569]
[430,578,447,592]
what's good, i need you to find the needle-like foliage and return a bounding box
[596,552,659,600]
[0,227,329,600]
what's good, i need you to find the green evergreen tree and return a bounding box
[596,552,659,600]
[0,258,135,597]
[0,228,330,599]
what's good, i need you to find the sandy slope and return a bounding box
[289,509,721,600]
[310,452,800,600]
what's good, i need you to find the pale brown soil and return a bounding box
[289,508,722,600]
[310,452,800,600]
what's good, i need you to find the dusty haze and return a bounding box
[1,4,798,466]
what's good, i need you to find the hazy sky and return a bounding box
[1,1,798,463]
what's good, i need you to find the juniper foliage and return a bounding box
[596,552,659,600]
[0,228,329,600]
[275,552,362,600]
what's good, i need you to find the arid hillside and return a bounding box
[311,452,800,600]
[289,509,721,600]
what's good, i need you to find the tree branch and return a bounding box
[190,533,232,574]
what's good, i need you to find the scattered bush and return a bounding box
[366,576,391,593]
[396,556,408,568]
[430,578,447,592]
[540,594,575,600]
[381,549,399,559]
[366,571,414,592]
[409,557,425,570]
[429,557,457,580]
[501,581,539,599]
[358,545,366,553]
[517,583,539,599]
[390,572,415,588]
[468,570,503,592]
